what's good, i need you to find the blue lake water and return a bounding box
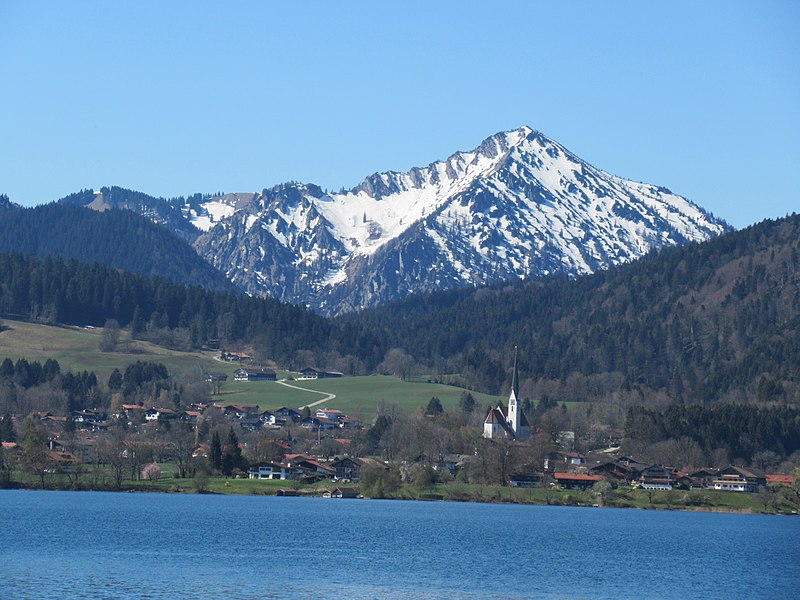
[1,489,798,599]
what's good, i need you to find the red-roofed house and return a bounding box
[554,472,605,490]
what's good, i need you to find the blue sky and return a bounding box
[1,1,797,228]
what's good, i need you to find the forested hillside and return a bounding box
[0,199,230,291]
[0,253,380,368]
[1,193,797,408]
[348,214,800,405]
[58,186,204,243]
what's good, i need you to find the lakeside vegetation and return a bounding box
[4,463,797,516]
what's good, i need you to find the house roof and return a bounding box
[317,409,344,416]
[554,473,605,482]
[720,465,763,479]
[766,475,795,485]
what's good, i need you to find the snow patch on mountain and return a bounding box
[179,126,730,314]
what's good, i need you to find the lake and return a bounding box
[1,489,798,599]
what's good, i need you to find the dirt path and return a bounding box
[276,379,336,409]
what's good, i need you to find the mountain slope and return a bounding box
[56,127,730,314]
[346,213,800,404]
[0,201,232,292]
[191,126,728,313]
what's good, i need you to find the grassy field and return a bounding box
[0,319,219,380]
[0,319,504,417]
[212,375,504,417]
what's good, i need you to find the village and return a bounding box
[1,350,796,509]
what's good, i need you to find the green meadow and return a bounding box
[0,319,504,416]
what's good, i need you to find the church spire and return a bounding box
[511,345,519,403]
[507,346,521,435]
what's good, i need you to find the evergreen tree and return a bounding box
[108,369,123,392]
[221,427,244,476]
[0,413,15,442]
[459,392,476,414]
[425,396,444,416]
[209,430,222,473]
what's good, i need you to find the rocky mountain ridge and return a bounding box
[63,127,730,314]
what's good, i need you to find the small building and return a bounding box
[205,372,228,383]
[299,367,343,380]
[234,368,276,382]
[554,472,605,490]
[323,487,358,498]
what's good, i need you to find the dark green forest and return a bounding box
[0,198,229,290]
[348,214,800,405]
[624,404,800,466]
[0,252,381,368]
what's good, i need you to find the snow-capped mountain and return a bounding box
[188,126,728,314]
[68,127,730,314]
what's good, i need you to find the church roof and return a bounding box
[483,407,506,424]
[484,407,515,437]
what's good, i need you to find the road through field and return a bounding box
[276,379,336,409]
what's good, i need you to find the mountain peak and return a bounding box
[89,127,731,315]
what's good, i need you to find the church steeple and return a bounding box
[507,346,520,433]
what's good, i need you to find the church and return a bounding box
[483,348,531,440]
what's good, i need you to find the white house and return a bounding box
[248,463,291,480]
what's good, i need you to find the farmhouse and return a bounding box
[205,372,228,383]
[144,407,176,421]
[711,466,766,492]
[222,404,259,419]
[330,456,385,481]
[233,368,276,381]
[220,351,251,362]
[299,367,343,380]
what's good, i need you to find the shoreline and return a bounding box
[3,481,796,517]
